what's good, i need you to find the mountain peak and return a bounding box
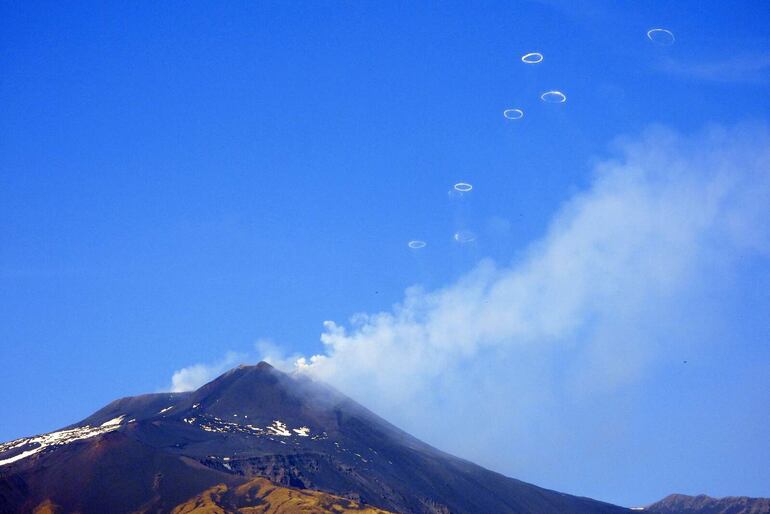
[237,361,274,371]
[186,361,291,419]
[1,361,637,514]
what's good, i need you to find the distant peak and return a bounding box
[236,361,274,371]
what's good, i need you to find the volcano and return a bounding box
[0,362,631,513]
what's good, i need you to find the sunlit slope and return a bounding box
[28,479,393,514]
[171,477,394,514]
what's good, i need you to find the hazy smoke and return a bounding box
[299,124,769,392]
[169,124,770,502]
[169,341,299,392]
[170,351,243,392]
[291,124,770,498]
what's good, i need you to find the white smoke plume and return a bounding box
[170,124,770,503]
[300,124,769,394]
[292,124,770,500]
[169,351,243,393]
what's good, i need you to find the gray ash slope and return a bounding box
[1,362,630,514]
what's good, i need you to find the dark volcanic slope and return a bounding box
[646,494,770,514]
[0,362,630,514]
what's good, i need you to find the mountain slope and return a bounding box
[646,494,770,514]
[171,477,393,514]
[0,362,630,514]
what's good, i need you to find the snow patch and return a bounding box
[267,420,291,437]
[0,449,40,466]
[100,415,125,427]
[186,415,314,440]
[0,423,123,467]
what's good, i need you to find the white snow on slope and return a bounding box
[0,449,41,467]
[100,415,125,427]
[191,415,314,439]
[267,420,291,436]
[0,417,126,467]
[1,413,320,469]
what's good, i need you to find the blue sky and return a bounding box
[1,0,769,507]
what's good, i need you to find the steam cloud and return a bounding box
[170,124,770,501]
[170,351,243,393]
[300,123,769,394]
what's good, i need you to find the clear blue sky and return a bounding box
[1,0,769,507]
